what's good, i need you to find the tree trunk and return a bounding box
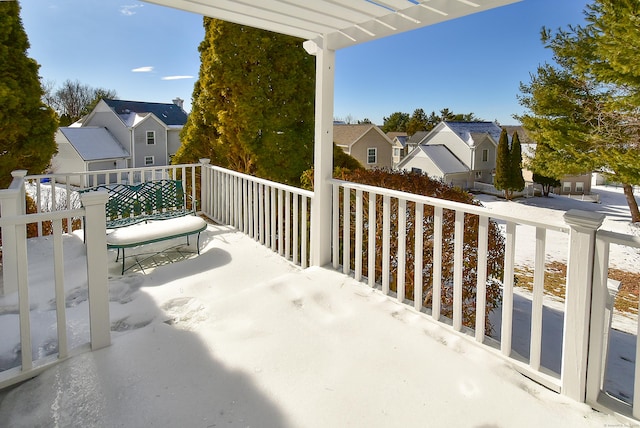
[623,183,640,223]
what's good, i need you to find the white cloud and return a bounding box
[120,4,143,16]
[161,75,194,80]
[132,66,154,73]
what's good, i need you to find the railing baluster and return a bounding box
[501,221,516,356]
[278,189,284,256]
[285,191,291,260]
[475,215,489,342]
[53,219,68,358]
[16,221,32,370]
[530,226,546,371]
[382,195,391,295]
[343,187,350,274]
[397,198,406,303]
[433,206,443,321]
[368,192,376,287]
[453,210,464,331]
[414,203,423,311]
[332,183,340,269]
[302,195,308,268]
[293,194,299,264]
[354,189,363,281]
[270,187,276,251]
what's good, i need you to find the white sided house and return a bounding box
[52,127,129,185]
[334,124,394,169]
[51,98,188,179]
[398,121,501,188]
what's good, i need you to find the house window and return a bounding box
[563,182,572,193]
[393,148,401,157]
[575,182,584,193]
[145,156,154,166]
[475,171,482,179]
[411,167,422,174]
[146,131,156,145]
[367,148,377,164]
[482,149,488,162]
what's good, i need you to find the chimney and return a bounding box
[172,97,184,109]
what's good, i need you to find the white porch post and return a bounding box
[0,170,27,296]
[81,191,111,350]
[305,40,335,267]
[561,209,605,402]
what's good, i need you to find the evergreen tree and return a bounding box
[381,112,410,133]
[509,130,525,192]
[493,128,513,200]
[406,108,429,135]
[0,1,57,187]
[174,18,315,186]
[532,172,560,197]
[519,0,640,222]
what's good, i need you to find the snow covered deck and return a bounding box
[0,222,624,426]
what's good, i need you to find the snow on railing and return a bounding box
[200,161,313,268]
[0,174,109,389]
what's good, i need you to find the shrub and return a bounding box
[339,169,505,332]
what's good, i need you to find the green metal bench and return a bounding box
[79,180,207,274]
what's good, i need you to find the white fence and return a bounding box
[331,178,638,420]
[200,163,313,268]
[0,173,110,389]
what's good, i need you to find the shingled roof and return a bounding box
[103,99,187,127]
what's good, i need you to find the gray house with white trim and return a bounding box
[397,121,501,188]
[51,98,188,179]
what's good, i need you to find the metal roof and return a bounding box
[59,127,130,161]
[142,0,521,50]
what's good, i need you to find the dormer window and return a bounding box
[146,131,156,145]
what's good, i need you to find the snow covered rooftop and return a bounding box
[59,127,129,161]
[419,144,469,174]
[445,121,503,147]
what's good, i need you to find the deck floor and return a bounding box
[0,222,626,427]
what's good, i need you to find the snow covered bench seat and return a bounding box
[78,180,207,274]
[106,215,207,274]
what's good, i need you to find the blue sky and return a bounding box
[21,0,590,126]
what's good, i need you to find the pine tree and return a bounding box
[519,0,640,222]
[174,18,315,186]
[509,131,525,193]
[0,1,57,187]
[493,128,513,200]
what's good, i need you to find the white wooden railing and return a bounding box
[331,178,638,421]
[200,161,313,268]
[0,172,110,389]
[2,163,639,420]
[588,229,640,419]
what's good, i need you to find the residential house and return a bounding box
[334,124,394,169]
[51,127,129,186]
[386,132,408,167]
[397,121,500,188]
[51,98,188,177]
[506,125,592,195]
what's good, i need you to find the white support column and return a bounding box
[305,40,335,267]
[0,170,27,296]
[81,191,111,350]
[561,209,605,402]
